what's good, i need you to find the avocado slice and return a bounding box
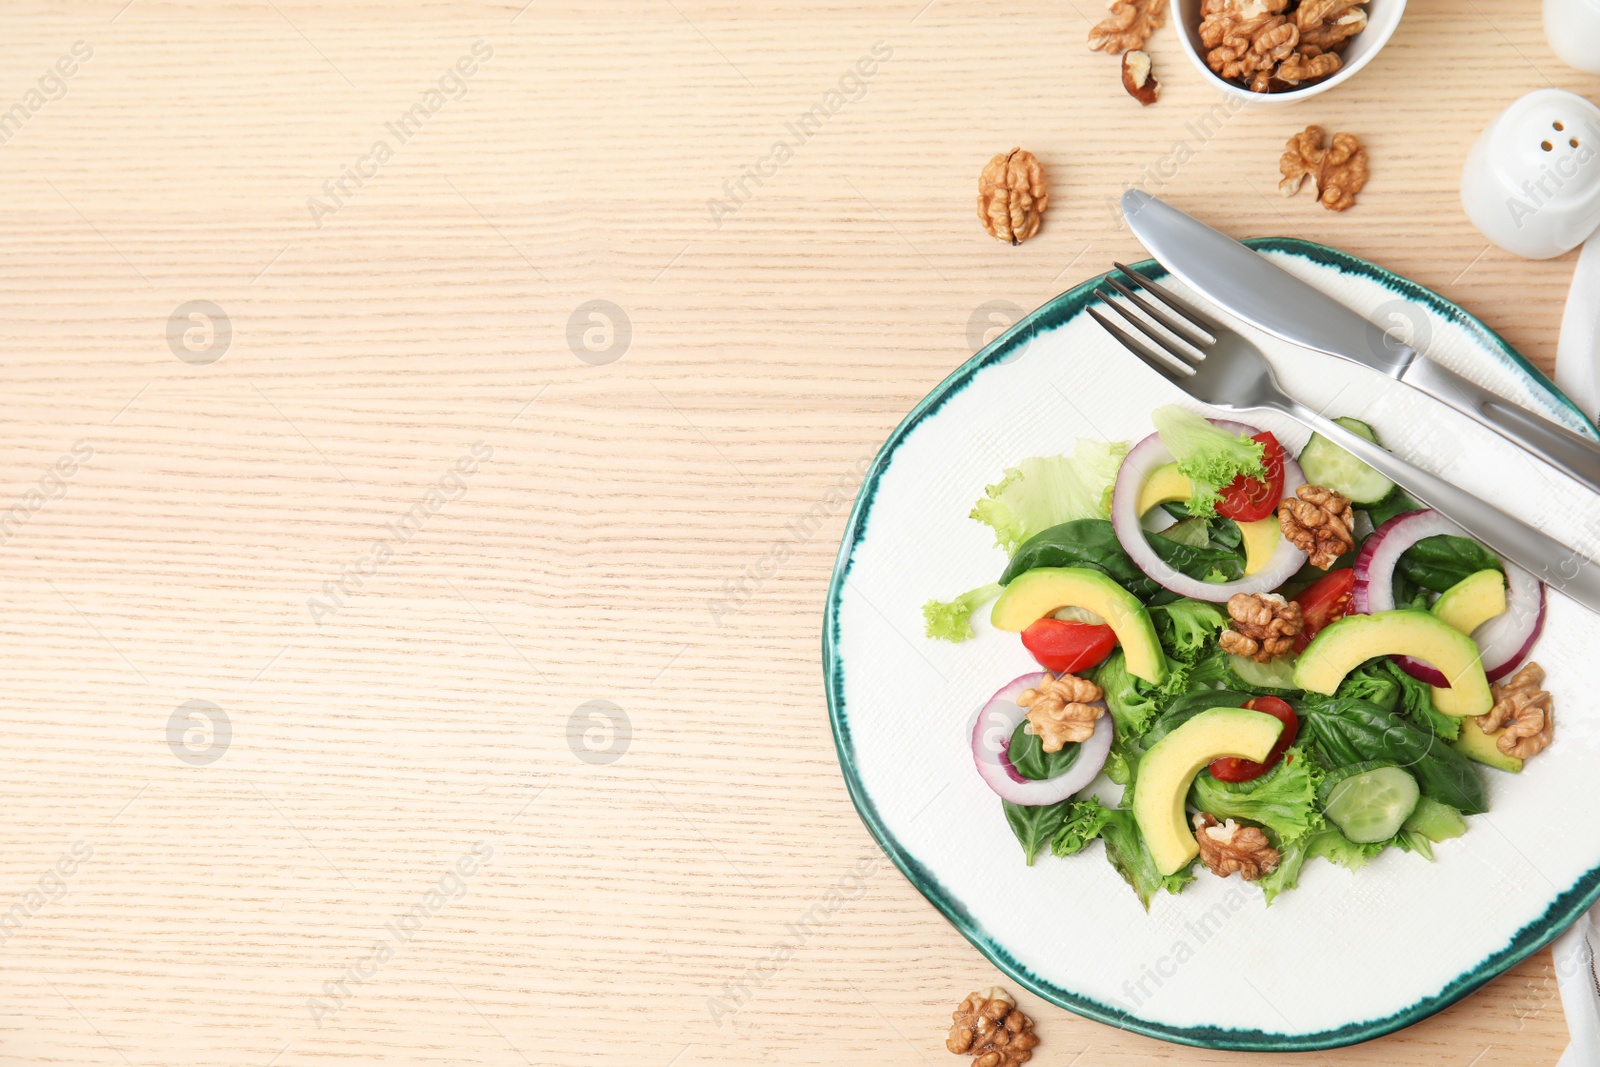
[1135,462,1191,515]
[1132,707,1284,875]
[1294,609,1492,717]
[1431,569,1506,635]
[991,567,1167,685]
[1453,716,1523,773]
[1133,463,1279,577]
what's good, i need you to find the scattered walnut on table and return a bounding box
[1278,483,1355,569]
[1193,813,1280,881]
[1280,125,1369,211]
[947,987,1039,1067]
[1121,49,1161,105]
[1017,672,1104,751]
[1219,592,1303,662]
[977,148,1048,246]
[1478,662,1555,760]
[1088,0,1166,54]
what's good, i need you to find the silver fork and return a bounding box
[1089,262,1600,615]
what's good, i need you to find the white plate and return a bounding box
[824,239,1600,1050]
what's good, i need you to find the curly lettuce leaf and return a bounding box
[1051,796,1117,857]
[1255,825,1387,904]
[1151,405,1265,519]
[921,582,1002,642]
[1151,599,1229,657]
[1098,805,1195,909]
[970,440,1129,554]
[1189,746,1323,846]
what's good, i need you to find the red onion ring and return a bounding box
[1109,419,1308,602]
[970,672,1113,805]
[1351,508,1545,684]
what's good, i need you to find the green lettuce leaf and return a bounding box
[1098,804,1195,909]
[970,440,1129,554]
[1189,746,1323,846]
[1051,796,1117,856]
[1151,405,1265,519]
[921,582,1003,642]
[1255,826,1384,904]
[1151,599,1229,657]
[1335,657,1460,740]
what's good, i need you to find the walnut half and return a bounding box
[1478,662,1554,760]
[1193,813,1280,881]
[1219,592,1302,662]
[977,148,1048,246]
[1089,0,1166,54]
[947,987,1039,1067]
[1278,483,1355,569]
[1121,50,1161,105]
[1280,126,1369,211]
[1017,672,1104,751]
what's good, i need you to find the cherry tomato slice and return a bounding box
[1020,618,1118,674]
[1292,567,1356,652]
[1214,432,1285,523]
[1208,696,1298,783]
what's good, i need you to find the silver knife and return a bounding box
[1121,189,1600,496]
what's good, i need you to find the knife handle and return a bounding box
[1276,398,1600,614]
[1399,356,1600,496]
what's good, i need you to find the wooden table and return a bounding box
[0,1,1583,1063]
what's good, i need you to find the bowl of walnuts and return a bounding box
[1171,0,1405,105]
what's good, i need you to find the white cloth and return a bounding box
[1555,231,1600,425]
[1555,907,1600,1066]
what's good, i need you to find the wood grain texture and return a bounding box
[0,0,1583,1063]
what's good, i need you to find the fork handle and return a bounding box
[1275,399,1600,614]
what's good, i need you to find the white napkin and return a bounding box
[1555,231,1600,424]
[1555,908,1600,1066]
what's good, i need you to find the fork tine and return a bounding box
[1101,275,1214,351]
[1113,262,1223,339]
[1087,306,1191,384]
[1094,287,1204,367]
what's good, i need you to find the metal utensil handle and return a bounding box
[1276,399,1600,613]
[1400,357,1600,496]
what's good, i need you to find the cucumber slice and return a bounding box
[1321,764,1420,844]
[1227,653,1298,690]
[1298,416,1396,505]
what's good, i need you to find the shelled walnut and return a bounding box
[947,987,1039,1067]
[1017,673,1104,750]
[977,148,1048,245]
[1088,0,1166,54]
[1278,484,1355,568]
[1478,663,1554,760]
[1219,592,1302,662]
[1193,813,1280,880]
[1122,50,1161,105]
[1280,125,1369,210]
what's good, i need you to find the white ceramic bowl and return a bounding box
[1170,0,1407,106]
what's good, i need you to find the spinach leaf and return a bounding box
[1298,695,1486,814]
[1001,519,1158,599]
[1142,689,1260,749]
[1146,531,1246,584]
[1335,658,1460,740]
[1003,799,1070,866]
[1364,487,1422,529]
[1396,535,1503,596]
[1007,721,1082,781]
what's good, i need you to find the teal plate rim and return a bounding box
[822,237,1600,1052]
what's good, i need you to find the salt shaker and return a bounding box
[1545,0,1600,75]
[1460,88,1600,260]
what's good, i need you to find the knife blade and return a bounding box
[1121,189,1600,496]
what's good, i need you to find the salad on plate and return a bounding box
[925,406,1556,907]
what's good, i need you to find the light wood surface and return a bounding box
[0,1,1586,1063]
